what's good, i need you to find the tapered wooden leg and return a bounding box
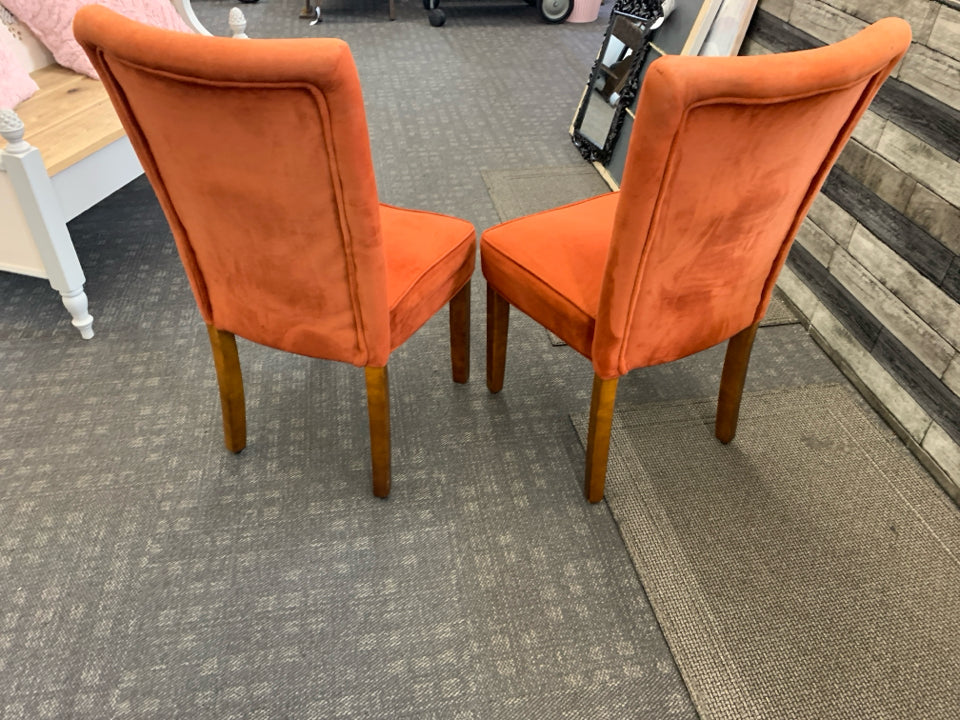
[486,284,510,393]
[716,321,759,444]
[206,324,246,453]
[365,366,391,498]
[584,374,618,503]
[450,281,471,384]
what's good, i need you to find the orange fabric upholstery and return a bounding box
[482,18,911,501]
[74,6,475,497]
[74,6,474,368]
[485,18,910,380]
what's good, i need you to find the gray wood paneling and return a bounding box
[851,110,887,150]
[869,77,960,161]
[929,5,960,60]
[848,225,960,349]
[877,124,960,207]
[788,242,883,348]
[795,219,838,266]
[747,0,960,489]
[822,168,953,286]
[789,0,866,44]
[899,44,960,111]
[830,248,955,375]
[739,36,772,54]
[758,0,794,20]
[817,0,940,42]
[944,355,960,394]
[750,9,960,161]
[748,8,820,52]
[873,330,960,443]
[944,257,960,303]
[809,305,933,440]
[837,140,917,212]
[922,423,960,484]
[905,183,960,254]
[807,194,858,248]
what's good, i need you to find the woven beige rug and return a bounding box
[573,384,960,720]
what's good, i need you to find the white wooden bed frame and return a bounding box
[0,1,246,339]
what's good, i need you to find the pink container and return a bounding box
[566,0,601,23]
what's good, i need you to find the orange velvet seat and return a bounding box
[482,193,618,357]
[380,204,475,351]
[74,6,476,498]
[481,18,912,503]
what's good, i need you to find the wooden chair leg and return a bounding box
[365,366,391,498]
[715,321,759,444]
[450,281,470,384]
[584,374,618,503]
[486,284,510,393]
[206,324,246,453]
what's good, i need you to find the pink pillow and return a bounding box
[2,0,192,79]
[0,19,38,108]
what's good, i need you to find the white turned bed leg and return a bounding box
[1,109,94,339]
[61,288,94,339]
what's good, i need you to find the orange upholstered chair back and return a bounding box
[74,6,391,367]
[592,18,910,379]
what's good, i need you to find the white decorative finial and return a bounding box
[229,7,248,38]
[0,109,30,154]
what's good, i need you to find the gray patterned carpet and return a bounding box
[0,2,918,718]
[572,385,960,720]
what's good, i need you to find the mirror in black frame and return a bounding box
[571,0,663,164]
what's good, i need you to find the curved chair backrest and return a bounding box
[74,6,391,367]
[593,18,911,379]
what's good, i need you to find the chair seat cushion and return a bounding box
[381,203,476,350]
[480,193,617,358]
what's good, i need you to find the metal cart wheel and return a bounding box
[537,0,572,22]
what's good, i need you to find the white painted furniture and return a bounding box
[0,3,243,339]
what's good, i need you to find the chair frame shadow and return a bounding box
[486,284,759,503]
[207,280,472,498]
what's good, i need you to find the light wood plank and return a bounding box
[943,353,960,394]
[757,0,793,21]
[16,77,110,140]
[777,264,822,322]
[795,217,838,267]
[928,4,960,61]
[830,247,955,376]
[810,304,933,441]
[817,0,939,43]
[808,193,858,249]
[851,110,886,150]
[789,0,866,46]
[26,98,126,175]
[848,224,960,349]
[0,66,124,175]
[905,182,960,255]
[922,423,960,488]
[898,44,960,112]
[876,123,960,207]
[837,140,917,212]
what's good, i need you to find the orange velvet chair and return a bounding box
[74,6,475,498]
[482,19,911,502]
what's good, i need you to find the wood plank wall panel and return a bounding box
[748,0,960,499]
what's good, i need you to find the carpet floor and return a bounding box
[573,384,960,720]
[1,1,948,718]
